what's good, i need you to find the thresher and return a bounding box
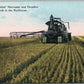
[20,15,71,43]
[41,15,71,43]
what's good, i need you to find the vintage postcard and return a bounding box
[0,0,84,83]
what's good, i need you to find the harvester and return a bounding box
[20,15,71,43]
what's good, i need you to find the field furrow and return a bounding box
[47,45,65,83]
[63,43,73,83]
[10,44,64,83]
[72,38,84,82]
[1,45,55,83]
[0,38,54,82]
[0,37,84,83]
[71,46,76,83]
[56,45,68,83]
[50,45,66,83]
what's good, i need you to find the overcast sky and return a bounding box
[0,1,84,36]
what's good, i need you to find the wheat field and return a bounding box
[0,36,84,83]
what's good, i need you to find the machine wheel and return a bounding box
[41,36,47,43]
[63,37,68,43]
[68,33,71,41]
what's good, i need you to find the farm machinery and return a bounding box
[20,15,71,43]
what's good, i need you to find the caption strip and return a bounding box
[0,5,38,12]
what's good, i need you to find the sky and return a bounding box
[0,1,84,37]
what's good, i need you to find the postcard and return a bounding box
[0,0,84,83]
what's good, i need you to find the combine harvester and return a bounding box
[20,15,71,43]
